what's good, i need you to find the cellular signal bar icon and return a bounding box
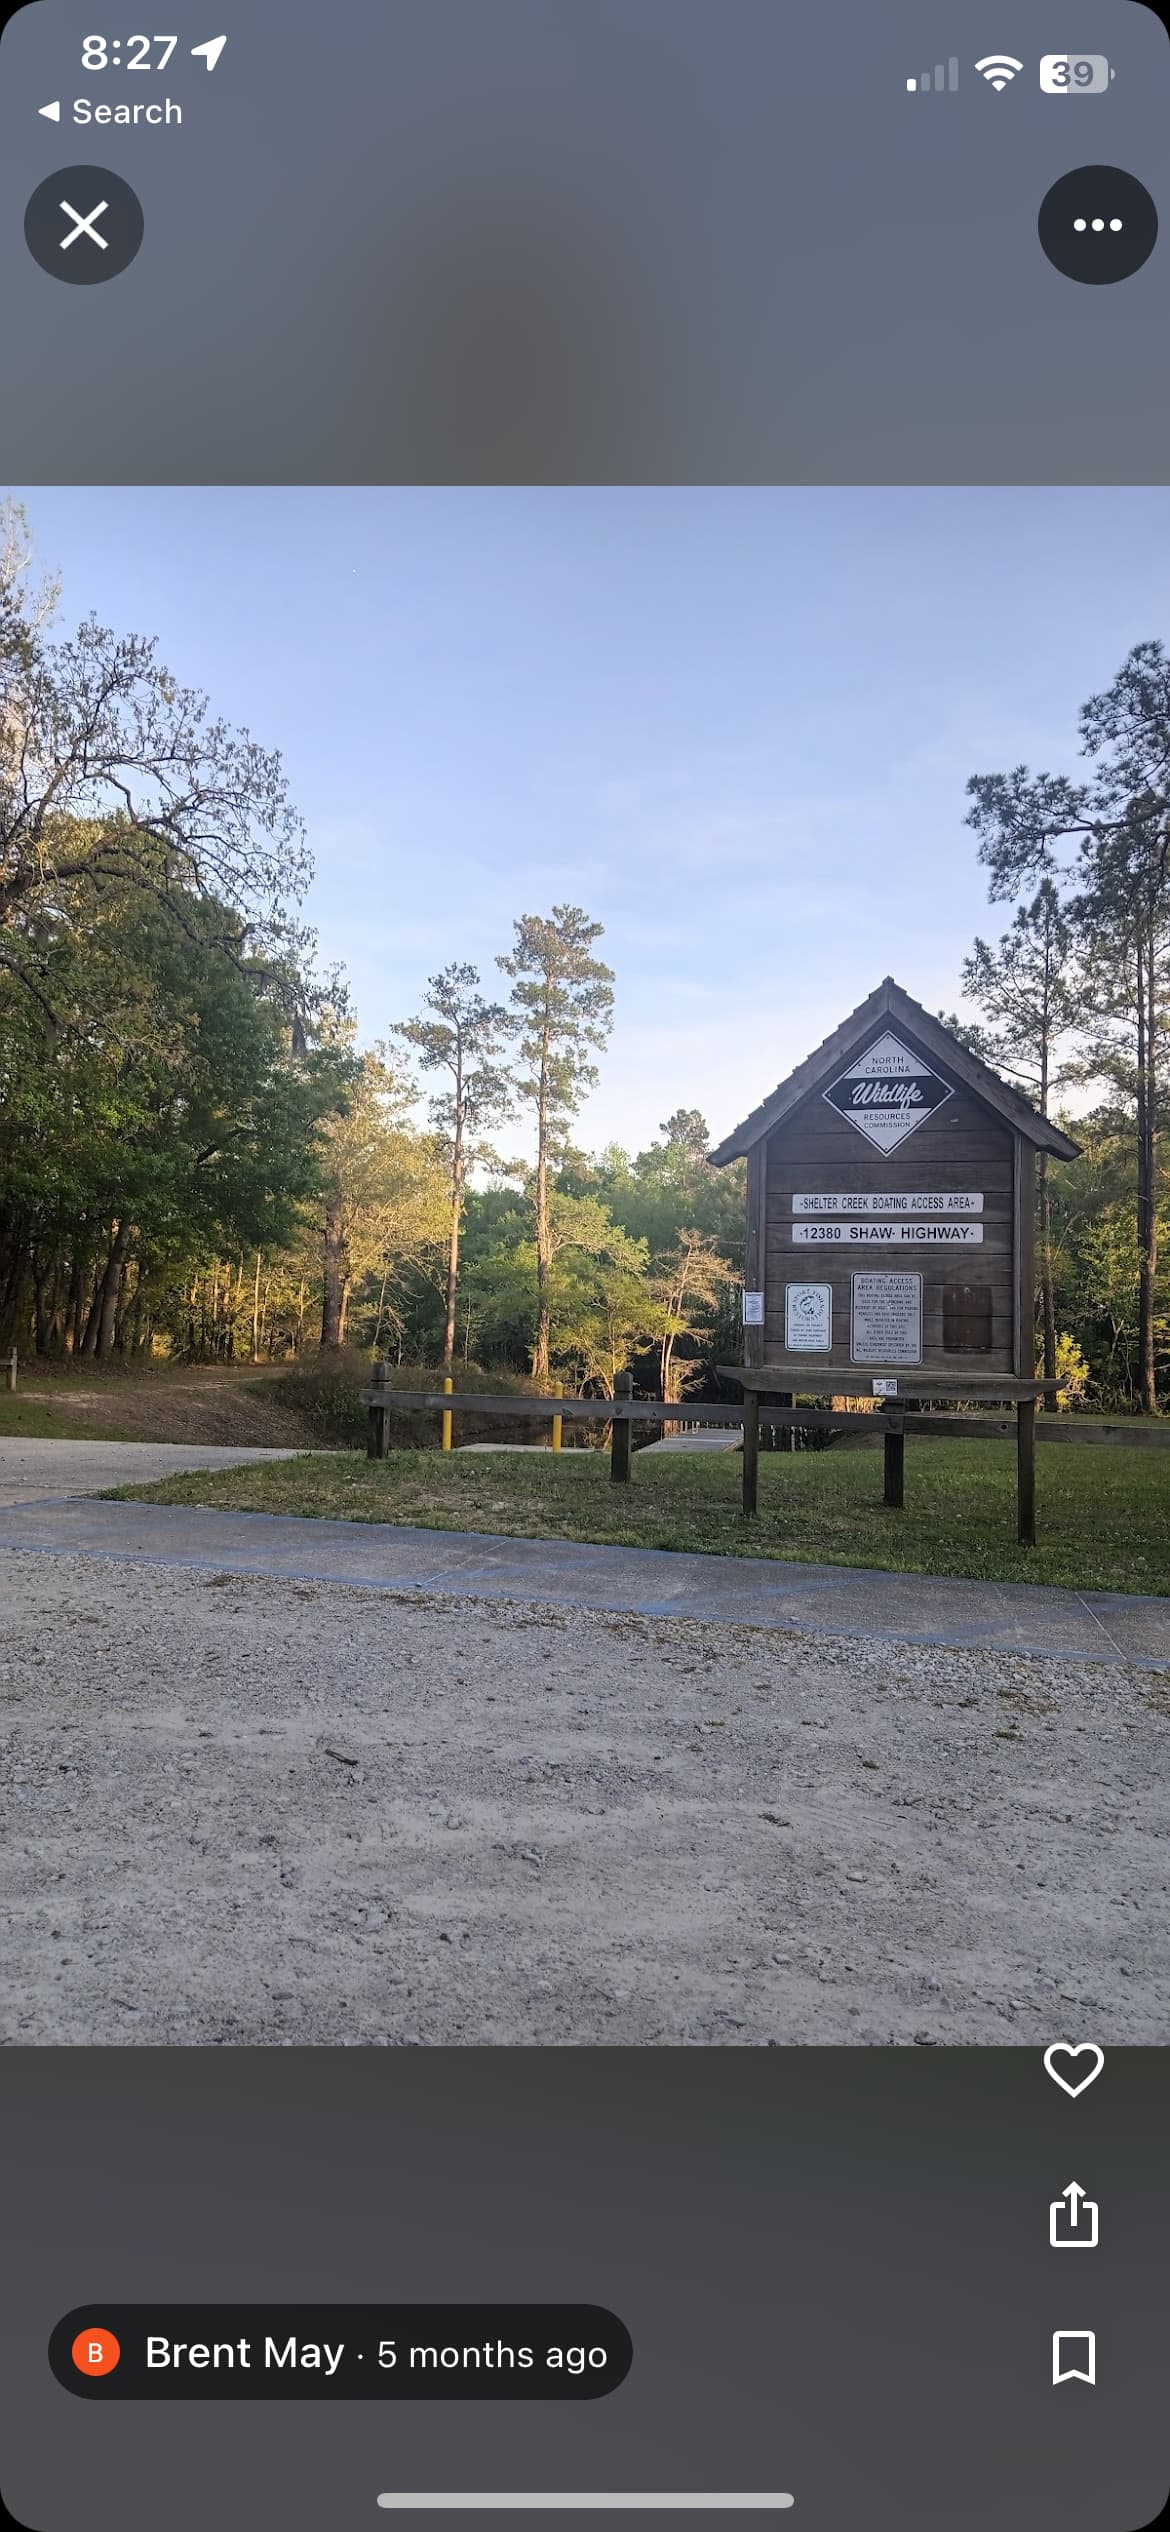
[907,58,959,92]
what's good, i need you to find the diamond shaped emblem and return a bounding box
[823,1032,954,1153]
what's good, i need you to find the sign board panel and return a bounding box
[742,1289,765,1326]
[785,1283,832,1350]
[793,1192,983,1216]
[851,1271,923,1364]
[793,1222,983,1246]
[823,1033,954,1154]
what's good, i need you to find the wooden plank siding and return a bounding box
[760,1067,1018,1378]
[743,1140,767,1370]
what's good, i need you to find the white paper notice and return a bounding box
[785,1283,832,1350]
[742,1289,765,1326]
[851,1273,922,1364]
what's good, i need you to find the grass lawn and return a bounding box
[110,1438,1170,1593]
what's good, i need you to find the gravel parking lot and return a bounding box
[2,1546,1166,2046]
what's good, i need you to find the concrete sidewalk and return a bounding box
[0,1437,313,1508]
[640,1429,743,1454]
[1,1491,1167,1666]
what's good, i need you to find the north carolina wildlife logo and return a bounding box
[823,1033,954,1154]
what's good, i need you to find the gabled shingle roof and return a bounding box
[709,976,1081,1164]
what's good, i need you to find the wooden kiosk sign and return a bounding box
[711,977,1080,1543]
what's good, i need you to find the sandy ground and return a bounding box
[3,1547,1167,2047]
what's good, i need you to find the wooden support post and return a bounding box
[441,1373,454,1453]
[1017,1397,1036,1546]
[779,1389,795,1454]
[551,1380,563,1455]
[610,1369,633,1484]
[367,1360,392,1459]
[742,1389,760,1516]
[5,1348,16,1394]
[883,1413,905,1510]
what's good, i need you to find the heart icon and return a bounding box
[1044,2043,1104,2099]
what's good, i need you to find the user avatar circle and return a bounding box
[24,165,144,284]
[71,2326,121,2376]
[1038,166,1157,283]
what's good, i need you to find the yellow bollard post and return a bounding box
[441,1373,453,1453]
[551,1380,563,1455]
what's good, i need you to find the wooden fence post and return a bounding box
[367,1360,392,1460]
[610,1370,633,1484]
[741,1390,760,1516]
[1017,1398,1036,1546]
[883,1412,905,1509]
[551,1380,563,1455]
[441,1373,454,1453]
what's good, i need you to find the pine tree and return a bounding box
[498,907,614,1384]
[396,964,514,1372]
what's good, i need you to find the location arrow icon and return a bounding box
[190,35,227,71]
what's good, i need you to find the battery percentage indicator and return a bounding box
[1040,54,1115,92]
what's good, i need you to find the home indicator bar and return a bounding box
[375,2501,796,2513]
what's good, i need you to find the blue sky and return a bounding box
[13,486,1169,1156]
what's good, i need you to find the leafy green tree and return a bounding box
[1047,1108,1169,1406]
[1,507,308,945]
[960,881,1080,1382]
[514,1191,659,1394]
[553,1248,661,1397]
[0,879,340,1355]
[498,906,614,1382]
[653,1228,736,1402]
[315,1041,447,1349]
[587,1113,744,1390]
[967,641,1170,1410]
[442,1187,536,1369]
[657,1108,710,1162]
[395,963,515,1371]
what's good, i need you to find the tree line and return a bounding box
[1,503,1166,1407]
[958,639,1170,1413]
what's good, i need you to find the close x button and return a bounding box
[24,164,144,282]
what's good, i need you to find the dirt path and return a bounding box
[2,1547,1165,2047]
[12,1365,315,1449]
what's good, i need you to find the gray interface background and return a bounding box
[2,8,1169,2529]
[1,2049,1167,2531]
[0,0,1168,482]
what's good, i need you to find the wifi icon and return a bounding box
[975,53,1024,89]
